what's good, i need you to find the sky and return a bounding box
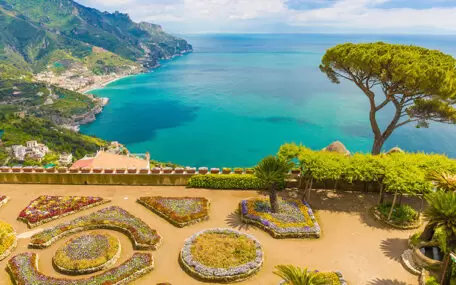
[76,0,456,34]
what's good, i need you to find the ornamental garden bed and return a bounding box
[370,203,421,230]
[240,198,321,238]
[0,221,17,261]
[53,232,121,275]
[279,271,347,285]
[8,252,154,285]
[18,196,110,228]
[29,206,162,250]
[137,197,209,227]
[180,228,263,283]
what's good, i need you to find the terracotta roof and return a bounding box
[323,141,350,156]
[71,152,149,170]
[71,158,94,169]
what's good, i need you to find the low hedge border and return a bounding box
[53,234,121,275]
[239,200,321,239]
[179,228,263,283]
[187,174,265,189]
[18,199,110,228]
[369,207,422,230]
[137,197,210,228]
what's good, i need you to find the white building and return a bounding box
[11,145,27,161]
[59,153,73,165]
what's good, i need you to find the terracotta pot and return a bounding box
[69,168,79,173]
[151,168,161,174]
[92,168,103,174]
[46,168,56,173]
[234,169,244,174]
[222,169,232,174]
[186,168,196,174]
[34,167,44,173]
[198,167,208,174]
[210,168,220,174]
[23,167,33,173]
[139,168,149,174]
[163,167,173,174]
[104,169,114,174]
[116,169,126,174]
[291,170,301,175]
[81,168,91,174]
[57,167,68,173]
[128,168,137,174]
[174,168,184,174]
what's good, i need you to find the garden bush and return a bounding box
[376,203,419,225]
[188,174,264,189]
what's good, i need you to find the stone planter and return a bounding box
[412,242,443,271]
[151,168,161,174]
[222,168,232,174]
[81,168,91,174]
[210,168,220,174]
[23,167,34,173]
[104,168,114,174]
[92,168,103,174]
[186,168,196,174]
[139,168,149,174]
[45,168,56,173]
[127,168,137,174]
[174,168,184,174]
[57,167,68,173]
[163,167,173,174]
[198,167,208,174]
[115,169,126,174]
[34,167,44,173]
[12,167,21,173]
[69,168,79,174]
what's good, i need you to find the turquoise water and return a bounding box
[80,34,456,167]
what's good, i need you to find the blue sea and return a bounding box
[80,34,456,167]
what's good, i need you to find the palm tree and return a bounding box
[422,192,456,285]
[427,171,456,192]
[254,156,292,213]
[273,265,329,285]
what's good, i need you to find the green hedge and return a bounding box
[187,174,264,189]
[278,143,456,195]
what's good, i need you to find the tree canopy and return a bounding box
[320,42,456,154]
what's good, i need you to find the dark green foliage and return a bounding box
[377,203,418,225]
[187,174,264,190]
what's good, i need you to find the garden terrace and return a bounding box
[240,198,320,238]
[180,228,263,282]
[18,195,109,228]
[53,232,121,275]
[138,197,209,227]
[8,252,154,285]
[30,206,161,250]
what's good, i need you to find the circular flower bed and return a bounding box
[53,232,120,274]
[371,203,421,230]
[180,228,263,282]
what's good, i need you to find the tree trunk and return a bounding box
[440,251,452,285]
[307,177,313,202]
[388,191,398,220]
[300,178,310,202]
[372,138,384,155]
[269,186,280,213]
[418,195,424,218]
[378,183,384,205]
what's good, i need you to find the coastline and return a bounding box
[79,73,141,95]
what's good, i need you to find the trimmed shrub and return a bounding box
[188,174,264,189]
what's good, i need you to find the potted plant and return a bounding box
[163,167,173,174]
[151,167,161,174]
[245,168,254,174]
[174,167,184,174]
[116,168,126,174]
[81,168,91,174]
[211,168,220,174]
[57,167,68,173]
[186,167,196,174]
[92,168,103,174]
[291,168,301,175]
[234,168,244,174]
[127,168,137,174]
[104,168,114,174]
[69,168,79,174]
[139,168,149,174]
[198,167,208,174]
[222,168,232,174]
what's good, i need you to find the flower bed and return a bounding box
[18,196,110,228]
[8,252,154,285]
[0,196,9,208]
[0,221,17,261]
[180,228,263,282]
[279,271,347,285]
[371,203,421,230]
[53,232,121,275]
[138,197,209,227]
[30,206,161,250]
[240,198,321,238]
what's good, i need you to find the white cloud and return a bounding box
[77,0,456,34]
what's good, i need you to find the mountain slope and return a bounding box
[0,0,192,70]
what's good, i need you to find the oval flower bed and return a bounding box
[18,196,110,228]
[371,203,421,230]
[279,271,347,285]
[8,252,154,285]
[53,232,121,275]
[0,220,17,261]
[180,228,263,282]
[138,197,210,227]
[240,198,321,238]
[30,206,161,250]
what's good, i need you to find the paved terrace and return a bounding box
[0,185,418,285]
